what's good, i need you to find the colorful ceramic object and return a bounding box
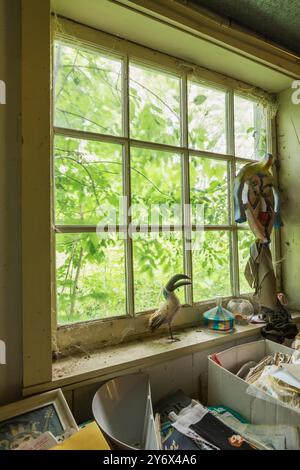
[203,298,235,332]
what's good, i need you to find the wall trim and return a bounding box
[116,0,300,79]
[22,0,52,388]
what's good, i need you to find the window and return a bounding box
[52,39,269,327]
[234,95,267,159]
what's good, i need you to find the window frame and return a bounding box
[47,18,281,360]
[51,18,274,345]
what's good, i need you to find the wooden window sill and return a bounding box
[23,312,300,396]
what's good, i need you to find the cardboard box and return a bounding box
[208,340,300,426]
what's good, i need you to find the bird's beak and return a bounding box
[264,152,274,165]
[165,274,192,292]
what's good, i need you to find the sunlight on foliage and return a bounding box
[188,82,226,153]
[54,136,123,225]
[190,157,228,225]
[192,231,231,301]
[234,95,267,159]
[53,40,258,324]
[131,148,182,225]
[133,232,184,313]
[130,64,181,145]
[56,233,126,324]
[54,43,123,135]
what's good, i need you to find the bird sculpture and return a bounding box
[149,274,191,341]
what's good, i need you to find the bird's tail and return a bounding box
[149,312,165,332]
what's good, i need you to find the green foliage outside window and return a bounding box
[53,41,266,325]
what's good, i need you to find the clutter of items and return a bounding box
[157,389,300,451]
[207,340,300,448]
[92,339,300,451]
[0,152,299,451]
[1,336,299,450]
[91,336,300,452]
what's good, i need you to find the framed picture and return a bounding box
[0,389,78,450]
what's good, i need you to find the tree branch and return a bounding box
[56,108,111,134]
[57,154,100,205]
[55,150,169,197]
[60,64,179,119]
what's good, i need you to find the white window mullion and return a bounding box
[53,126,127,146]
[122,55,135,317]
[181,73,193,305]
[266,111,273,155]
[226,90,240,297]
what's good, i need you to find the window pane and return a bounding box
[131,148,182,225]
[188,82,226,153]
[190,157,228,225]
[192,231,231,301]
[234,95,267,159]
[133,232,184,312]
[56,233,126,324]
[129,63,180,145]
[54,136,123,225]
[238,229,255,294]
[54,41,122,135]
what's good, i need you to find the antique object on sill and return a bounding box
[203,297,235,333]
[260,306,298,343]
[227,298,254,325]
[234,153,297,343]
[149,274,192,341]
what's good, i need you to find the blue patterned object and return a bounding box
[203,299,235,332]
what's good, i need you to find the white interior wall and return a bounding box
[277,86,300,309]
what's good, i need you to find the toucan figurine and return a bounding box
[149,274,191,341]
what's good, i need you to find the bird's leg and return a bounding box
[168,324,180,342]
[169,324,173,340]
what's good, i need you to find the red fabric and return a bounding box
[211,353,222,366]
[258,211,271,225]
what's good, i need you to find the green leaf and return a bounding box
[193,94,207,106]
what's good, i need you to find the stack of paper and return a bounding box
[50,422,111,450]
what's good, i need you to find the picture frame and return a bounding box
[0,389,78,450]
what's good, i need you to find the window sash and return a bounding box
[52,34,271,325]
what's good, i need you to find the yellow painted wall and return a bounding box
[277,86,300,309]
[0,0,22,404]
